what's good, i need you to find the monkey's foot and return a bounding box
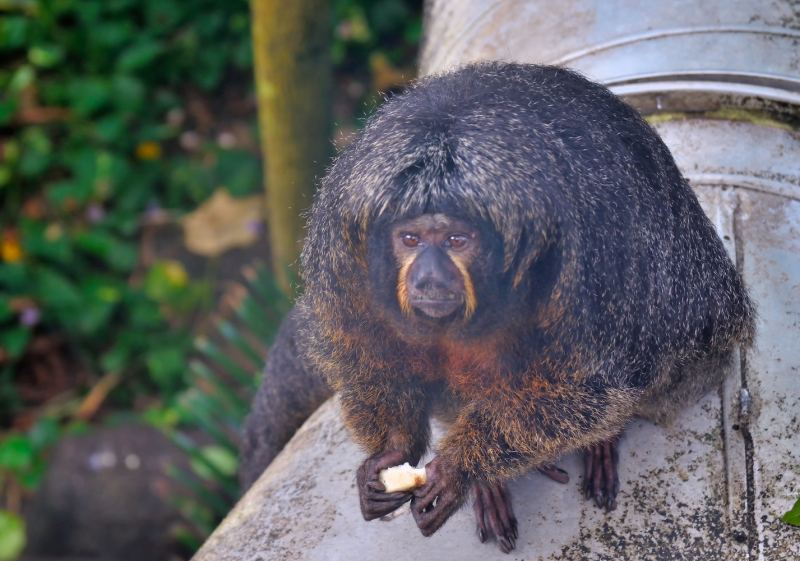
[472,481,517,554]
[583,435,620,511]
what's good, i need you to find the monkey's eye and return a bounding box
[401,234,420,248]
[445,235,468,249]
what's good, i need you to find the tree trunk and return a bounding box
[251,0,333,296]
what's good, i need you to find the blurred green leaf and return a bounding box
[127,295,164,329]
[215,150,261,197]
[0,264,29,292]
[46,180,91,208]
[35,267,82,310]
[93,20,135,48]
[19,129,53,178]
[94,116,127,143]
[0,511,25,561]
[0,98,18,126]
[69,77,112,117]
[27,417,60,451]
[0,16,31,50]
[74,231,138,273]
[145,260,189,303]
[8,65,34,92]
[112,74,146,112]
[16,459,44,488]
[0,166,11,188]
[75,279,123,335]
[20,221,72,264]
[0,327,30,359]
[0,435,34,471]
[100,341,130,373]
[28,44,64,68]
[117,40,164,72]
[146,0,183,34]
[0,296,12,323]
[189,445,238,481]
[146,346,187,394]
[141,405,181,429]
[783,497,800,526]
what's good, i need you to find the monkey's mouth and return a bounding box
[410,297,462,318]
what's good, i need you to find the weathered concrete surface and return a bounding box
[738,189,800,559]
[196,394,737,561]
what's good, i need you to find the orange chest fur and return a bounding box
[419,341,504,395]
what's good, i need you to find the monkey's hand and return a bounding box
[357,450,417,521]
[410,455,466,537]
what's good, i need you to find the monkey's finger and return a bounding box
[583,445,595,499]
[412,492,460,537]
[603,437,620,511]
[601,440,615,511]
[592,445,605,509]
[498,483,518,539]
[361,499,411,521]
[490,485,515,541]
[373,450,412,472]
[411,481,443,513]
[364,489,410,502]
[471,484,488,543]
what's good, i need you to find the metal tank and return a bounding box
[193,2,800,559]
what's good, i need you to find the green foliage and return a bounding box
[332,0,422,68]
[158,262,292,545]
[782,497,800,527]
[0,417,59,490]
[0,0,423,554]
[0,0,259,406]
[0,510,25,561]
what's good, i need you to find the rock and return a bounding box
[24,424,194,561]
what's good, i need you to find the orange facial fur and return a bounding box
[449,255,477,321]
[397,256,415,316]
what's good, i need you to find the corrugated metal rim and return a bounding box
[550,25,800,65]
[685,173,800,203]
[611,80,800,107]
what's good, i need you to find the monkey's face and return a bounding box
[391,214,480,320]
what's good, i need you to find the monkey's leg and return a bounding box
[239,308,333,491]
[582,435,620,511]
[472,481,517,554]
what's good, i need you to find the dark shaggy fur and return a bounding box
[241,62,755,510]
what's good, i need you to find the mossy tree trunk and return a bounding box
[251,0,333,296]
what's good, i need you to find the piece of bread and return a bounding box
[378,463,427,493]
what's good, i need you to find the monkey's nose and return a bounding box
[410,247,455,291]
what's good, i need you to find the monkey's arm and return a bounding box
[336,361,432,520]
[411,379,638,535]
[239,308,333,491]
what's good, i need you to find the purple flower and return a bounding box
[247,220,264,236]
[86,203,106,224]
[20,306,40,327]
